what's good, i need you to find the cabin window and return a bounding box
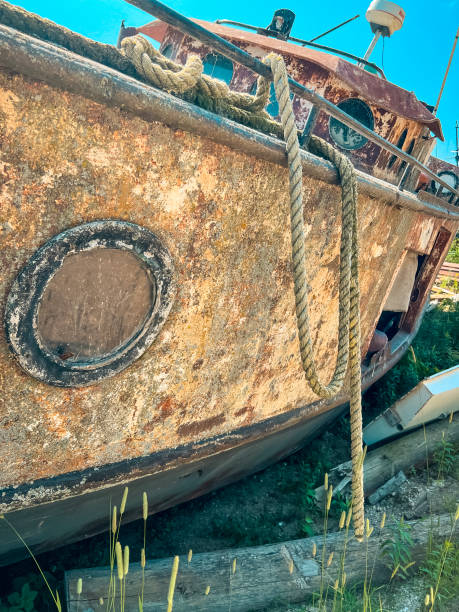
[328,98,374,150]
[202,53,234,84]
[4,221,175,387]
[397,137,415,175]
[161,44,174,59]
[387,129,408,169]
[249,81,293,119]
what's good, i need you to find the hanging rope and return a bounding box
[120,38,365,539]
[266,53,364,540]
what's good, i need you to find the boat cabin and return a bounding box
[130,13,443,188]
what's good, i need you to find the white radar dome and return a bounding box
[366,0,405,36]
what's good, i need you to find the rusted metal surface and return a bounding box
[144,19,442,137]
[0,65,457,500]
[156,25,429,184]
[0,405,341,565]
[0,25,457,221]
[402,227,454,332]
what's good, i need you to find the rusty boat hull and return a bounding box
[0,12,459,563]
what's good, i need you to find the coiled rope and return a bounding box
[121,35,285,137]
[120,38,365,539]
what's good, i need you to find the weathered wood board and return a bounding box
[315,417,459,504]
[65,514,456,611]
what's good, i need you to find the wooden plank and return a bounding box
[315,416,459,504]
[401,227,453,333]
[66,513,456,611]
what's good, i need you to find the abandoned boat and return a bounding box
[0,0,458,562]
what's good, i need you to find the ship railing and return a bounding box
[125,1,459,205]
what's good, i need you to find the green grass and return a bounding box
[445,238,459,264]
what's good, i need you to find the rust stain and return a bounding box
[177,413,226,437]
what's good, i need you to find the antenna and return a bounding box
[433,26,459,115]
[455,121,459,167]
[360,1,405,66]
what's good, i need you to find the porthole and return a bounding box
[328,98,374,151]
[431,170,458,196]
[202,53,234,84]
[4,221,175,387]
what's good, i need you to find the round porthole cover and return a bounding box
[329,98,374,151]
[4,221,175,387]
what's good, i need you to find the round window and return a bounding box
[4,221,175,387]
[431,170,458,196]
[328,98,374,151]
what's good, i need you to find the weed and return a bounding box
[421,540,458,609]
[301,516,315,537]
[433,433,455,480]
[380,518,415,581]
[0,582,38,612]
[446,237,459,264]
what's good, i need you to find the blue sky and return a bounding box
[12,0,459,162]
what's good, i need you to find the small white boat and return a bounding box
[363,364,459,444]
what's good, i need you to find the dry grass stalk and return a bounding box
[115,542,124,581]
[166,555,179,612]
[120,487,128,516]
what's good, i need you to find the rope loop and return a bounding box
[266,52,365,540]
[120,37,365,540]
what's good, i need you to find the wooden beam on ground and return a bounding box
[65,513,456,611]
[315,416,459,504]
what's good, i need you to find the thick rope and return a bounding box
[119,38,365,539]
[120,35,283,137]
[266,53,364,540]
